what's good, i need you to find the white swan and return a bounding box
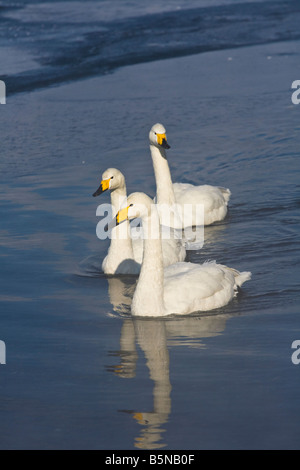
[149,123,231,227]
[114,192,251,317]
[93,168,186,275]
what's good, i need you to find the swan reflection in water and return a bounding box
[106,276,237,449]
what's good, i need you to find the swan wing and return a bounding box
[173,183,230,209]
[163,261,250,315]
[173,182,231,225]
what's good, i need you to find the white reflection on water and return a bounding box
[106,276,236,449]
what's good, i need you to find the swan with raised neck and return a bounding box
[149,123,175,206]
[148,123,231,227]
[93,168,138,274]
[114,192,251,317]
[93,168,186,275]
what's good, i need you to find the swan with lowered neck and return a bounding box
[93,168,186,275]
[149,123,231,227]
[114,192,251,317]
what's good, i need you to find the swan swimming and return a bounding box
[93,168,186,275]
[113,192,251,317]
[149,123,231,227]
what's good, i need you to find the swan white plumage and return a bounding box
[93,168,186,275]
[149,123,231,227]
[114,192,251,317]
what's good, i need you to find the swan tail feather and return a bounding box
[219,187,231,204]
[213,262,251,288]
[234,271,252,287]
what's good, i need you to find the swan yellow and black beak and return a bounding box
[157,132,170,149]
[104,205,131,232]
[133,412,145,424]
[93,178,111,197]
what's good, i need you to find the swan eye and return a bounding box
[110,176,114,179]
[129,204,133,207]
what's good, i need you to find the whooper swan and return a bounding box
[149,123,231,228]
[93,168,186,275]
[113,192,251,317]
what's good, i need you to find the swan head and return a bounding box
[126,192,153,220]
[93,168,125,197]
[105,192,153,232]
[149,123,171,150]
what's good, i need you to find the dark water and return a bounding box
[0,0,300,450]
[1,0,300,94]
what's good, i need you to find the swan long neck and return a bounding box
[150,144,176,206]
[110,184,127,212]
[132,207,165,316]
[108,185,134,260]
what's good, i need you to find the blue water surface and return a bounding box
[0,0,300,450]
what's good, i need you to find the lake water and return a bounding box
[0,0,300,450]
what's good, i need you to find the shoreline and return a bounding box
[2,0,300,96]
[3,37,300,99]
[4,38,299,102]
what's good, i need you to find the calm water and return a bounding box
[0,0,300,450]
